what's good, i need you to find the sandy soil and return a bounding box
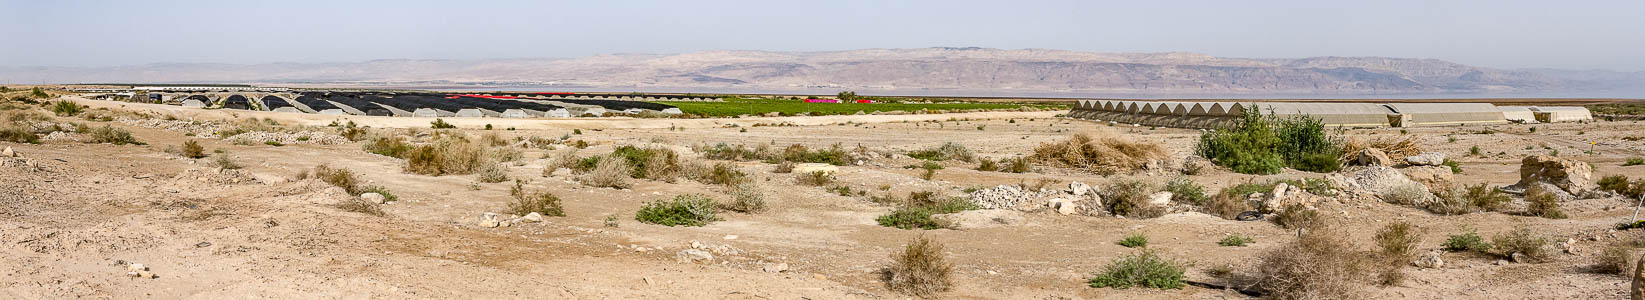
[4,96,1644,299]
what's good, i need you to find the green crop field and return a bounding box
[653,97,1061,117]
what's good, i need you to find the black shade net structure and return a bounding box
[260,95,296,110]
[321,94,394,116]
[550,99,675,111]
[291,94,341,111]
[221,95,252,110]
[184,95,210,102]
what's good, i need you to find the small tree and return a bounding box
[837,91,858,101]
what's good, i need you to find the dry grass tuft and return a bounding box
[507,180,565,217]
[1341,136,1422,159]
[1103,179,1164,218]
[581,154,632,189]
[1031,131,1165,174]
[1373,222,1421,286]
[1257,226,1373,299]
[332,198,386,217]
[885,236,953,297]
[718,182,767,213]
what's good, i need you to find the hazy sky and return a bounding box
[4,0,1642,71]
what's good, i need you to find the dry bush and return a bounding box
[1258,226,1373,300]
[1492,225,1551,262]
[772,160,795,173]
[1373,222,1421,286]
[1273,203,1323,230]
[479,131,509,147]
[1031,131,1165,174]
[907,142,975,162]
[180,140,206,159]
[718,182,767,213]
[796,170,835,186]
[475,162,510,183]
[1103,179,1164,218]
[1206,192,1253,220]
[211,154,242,170]
[403,136,496,176]
[507,180,564,217]
[885,236,952,297]
[1341,136,1422,159]
[581,154,631,189]
[1381,182,1429,206]
[699,162,749,186]
[1596,245,1635,275]
[312,165,360,193]
[1525,184,1567,219]
[333,198,387,217]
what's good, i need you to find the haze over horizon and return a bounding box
[4,0,1644,72]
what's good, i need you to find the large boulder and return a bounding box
[1346,148,1393,166]
[1405,152,1446,166]
[1258,183,1319,212]
[1331,166,1435,206]
[1401,166,1456,192]
[1517,155,1595,194]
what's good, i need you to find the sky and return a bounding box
[3,0,1642,71]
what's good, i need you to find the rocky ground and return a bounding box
[3,97,1645,299]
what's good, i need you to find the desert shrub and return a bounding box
[1104,179,1163,218]
[312,165,362,193]
[1442,229,1492,253]
[1466,183,1511,211]
[1117,233,1148,248]
[475,162,510,183]
[1088,249,1186,289]
[1600,175,1632,194]
[1273,203,1323,230]
[910,161,943,180]
[796,170,835,186]
[332,198,386,217]
[507,180,565,217]
[701,162,749,186]
[772,160,794,173]
[430,118,455,129]
[781,143,853,165]
[877,194,977,230]
[1163,178,1208,206]
[1426,186,1473,215]
[1373,222,1421,285]
[1032,131,1165,174]
[1257,227,1373,300]
[1197,107,1343,174]
[1442,159,1462,174]
[718,183,767,213]
[0,124,40,144]
[612,145,681,180]
[364,136,413,158]
[1626,158,1645,166]
[885,236,953,297]
[1596,245,1635,275]
[582,154,632,189]
[1004,156,1033,173]
[907,142,975,162]
[181,140,206,159]
[1525,184,1567,219]
[211,155,242,170]
[1219,234,1254,247]
[1381,182,1429,206]
[50,100,82,116]
[88,125,142,145]
[976,158,999,172]
[1206,191,1253,220]
[1491,226,1550,262]
[634,194,718,226]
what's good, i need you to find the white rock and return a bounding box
[723,235,738,240]
[676,249,713,263]
[1148,192,1174,206]
[360,192,387,204]
[1069,181,1090,196]
[1413,251,1444,268]
[1047,198,1078,215]
[1406,152,1446,166]
[1,147,13,157]
[478,212,501,228]
[521,212,544,223]
[127,263,147,272]
[762,262,789,273]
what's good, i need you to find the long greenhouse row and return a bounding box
[1069,100,1592,128]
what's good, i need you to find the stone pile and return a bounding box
[224,131,348,145]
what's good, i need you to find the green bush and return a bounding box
[1492,226,1550,262]
[50,100,82,116]
[1442,229,1491,253]
[1219,234,1254,247]
[1626,158,1645,166]
[431,118,456,129]
[1442,159,1462,174]
[89,125,142,145]
[1600,175,1632,194]
[635,194,719,227]
[907,142,975,162]
[1196,107,1342,174]
[1087,249,1186,289]
[876,195,977,230]
[1163,177,1208,206]
[1117,233,1148,248]
[507,180,565,217]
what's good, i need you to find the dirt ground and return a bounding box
[4,96,1644,299]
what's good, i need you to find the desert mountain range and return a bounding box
[4,47,1641,97]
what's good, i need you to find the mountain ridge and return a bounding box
[3,47,1640,96]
